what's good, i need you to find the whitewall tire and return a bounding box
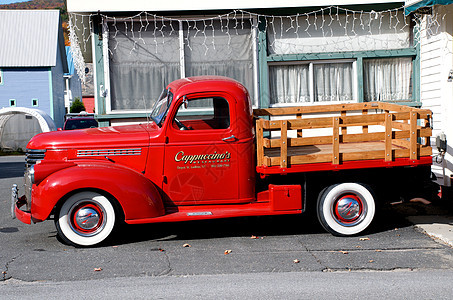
[317,183,375,236]
[56,191,116,247]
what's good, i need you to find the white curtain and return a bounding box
[363,57,412,101]
[313,63,353,102]
[185,20,254,102]
[269,62,353,104]
[108,19,255,111]
[108,21,181,111]
[269,64,310,104]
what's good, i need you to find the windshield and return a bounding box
[150,88,173,127]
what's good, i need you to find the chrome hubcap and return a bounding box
[70,202,105,236]
[333,194,365,226]
[75,207,100,230]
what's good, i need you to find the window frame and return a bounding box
[268,59,358,107]
[32,98,39,107]
[9,99,16,107]
[266,50,418,107]
[102,16,259,115]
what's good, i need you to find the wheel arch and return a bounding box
[31,163,165,222]
[52,187,125,222]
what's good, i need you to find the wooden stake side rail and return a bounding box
[254,102,432,170]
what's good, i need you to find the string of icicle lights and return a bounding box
[68,5,442,83]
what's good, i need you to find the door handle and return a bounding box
[222,135,237,142]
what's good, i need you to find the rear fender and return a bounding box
[31,162,165,222]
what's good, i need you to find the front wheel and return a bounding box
[56,191,116,247]
[317,183,375,236]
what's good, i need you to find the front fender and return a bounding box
[31,162,165,222]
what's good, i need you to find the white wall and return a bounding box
[419,5,453,186]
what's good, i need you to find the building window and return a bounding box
[32,99,39,107]
[107,18,256,112]
[9,99,16,107]
[363,57,413,102]
[269,60,355,106]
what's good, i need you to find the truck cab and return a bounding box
[147,76,255,206]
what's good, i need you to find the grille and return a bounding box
[26,149,46,167]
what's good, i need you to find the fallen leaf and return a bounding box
[359,237,370,241]
[356,246,362,248]
[159,248,165,252]
[368,260,374,263]
[250,235,259,239]
[339,251,349,254]
[293,259,300,264]
[112,246,118,248]
[375,249,382,252]
[224,250,232,255]
[394,228,399,231]
[94,268,102,272]
[183,243,191,248]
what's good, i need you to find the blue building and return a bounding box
[0,10,68,128]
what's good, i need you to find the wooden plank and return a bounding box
[254,102,377,116]
[378,102,413,112]
[385,113,393,161]
[410,112,418,160]
[267,128,431,148]
[392,139,410,148]
[256,118,265,166]
[280,120,288,168]
[392,121,410,131]
[333,117,340,165]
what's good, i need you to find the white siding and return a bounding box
[420,5,453,185]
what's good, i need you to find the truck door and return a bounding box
[163,93,243,206]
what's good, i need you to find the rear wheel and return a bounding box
[317,183,375,236]
[56,191,116,247]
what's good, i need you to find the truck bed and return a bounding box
[254,102,432,175]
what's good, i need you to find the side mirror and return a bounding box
[57,128,62,131]
[183,96,188,109]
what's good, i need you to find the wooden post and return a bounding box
[256,118,264,166]
[341,111,347,136]
[280,120,288,168]
[333,117,340,165]
[385,113,393,161]
[297,113,303,137]
[410,112,418,160]
[362,109,369,134]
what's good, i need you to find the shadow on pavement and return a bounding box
[0,162,25,179]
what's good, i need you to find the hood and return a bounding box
[28,123,161,150]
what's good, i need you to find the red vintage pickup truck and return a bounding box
[12,76,434,247]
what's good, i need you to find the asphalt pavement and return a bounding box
[2,155,453,298]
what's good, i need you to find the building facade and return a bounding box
[0,10,68,128]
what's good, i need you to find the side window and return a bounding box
[173,97,230,130]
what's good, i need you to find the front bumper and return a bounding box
[11,184,31,224]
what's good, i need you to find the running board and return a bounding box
[125,201,301,225]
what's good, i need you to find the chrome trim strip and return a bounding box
[77,148,142,157]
